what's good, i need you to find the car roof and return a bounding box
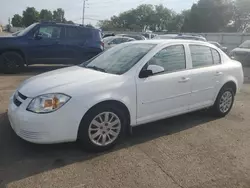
[156,34,206,40]
[128,39,211,46]
[242,40,250,43]
[104,36,135,40]
[39,22,100,31]
[158,34,178,37]
[119,34,142,36]
[209,41,219,44]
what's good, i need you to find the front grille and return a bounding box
[18,92,27,100]
[13,91,27,107]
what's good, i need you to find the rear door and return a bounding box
[188,45,223,111]
[62,26,89,64]
[26,25,65,64]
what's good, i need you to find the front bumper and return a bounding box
[8,92,86,144]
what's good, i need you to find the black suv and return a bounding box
[0,22,104,73]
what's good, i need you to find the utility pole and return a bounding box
[82,0,86,25]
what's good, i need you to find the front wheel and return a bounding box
[78,104,126,152]
[212,87,235,117]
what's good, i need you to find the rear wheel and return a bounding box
[212,87,235,117]
[1,52,24,74]
[78,104,127,152]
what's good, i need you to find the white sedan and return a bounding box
[8,40,244,151]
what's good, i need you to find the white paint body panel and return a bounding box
[8,40,244,144]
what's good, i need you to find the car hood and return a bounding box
[18,66,118,97]
[231,48,250,53]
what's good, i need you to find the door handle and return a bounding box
[178,77,190,83]
[215,71,223,76]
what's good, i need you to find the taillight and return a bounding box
[101,41,104,49]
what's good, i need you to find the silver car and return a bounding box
[230,40,250,67]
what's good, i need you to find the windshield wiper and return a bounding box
[86,66,106,73]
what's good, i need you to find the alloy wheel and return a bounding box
[219,91,233,113]
[88,112,121,146]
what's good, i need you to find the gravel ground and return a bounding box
[0,65,250,188]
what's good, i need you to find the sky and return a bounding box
[0,0,197,26]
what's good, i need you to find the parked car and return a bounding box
[154,34,207,41]
[0,21,103,73]
[12,30,22,36]
[8,40,243,151]
[102,33,115,38]
[209,41,228,53]
[230,40,250,66]
[103,36,135,50]
[117,34,147,40]
[142,33,158,39]
[154,34,178,39]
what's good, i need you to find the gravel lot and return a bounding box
[0,65,249,188]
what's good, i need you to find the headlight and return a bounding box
[27,93,71,113]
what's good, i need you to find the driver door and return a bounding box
[26,25,65,64]
[136,45,192,125]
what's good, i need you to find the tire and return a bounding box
[212,87,235,117]
[78,104,127,152]
[1,52,24,74]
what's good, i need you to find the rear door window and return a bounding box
[190,45,213,68]
[66,27,82,39]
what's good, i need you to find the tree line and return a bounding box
[11,7,74,27]
[98,0,250,33]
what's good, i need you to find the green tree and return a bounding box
[12,14,23,27]
[232,0,250,31]
[182,0,233,32]
[53,8,66,23]
[97,20,114,30]
[97,4,175,31]
[39,9,53,21]
[22,7,39,27]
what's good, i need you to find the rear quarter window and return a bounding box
[91,29,102,41]
[211,48,221,64]
[190,45,213,68]
[66,27,82,39]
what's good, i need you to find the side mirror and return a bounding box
[34,33,42,40]
[147,64,164,74]
[139,69,153,78]
[139,64,164,78]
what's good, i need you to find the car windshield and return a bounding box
[80,43,156,75]
[239,41,250,49]
[16,23,37,36]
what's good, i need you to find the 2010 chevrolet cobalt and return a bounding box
[8,40,244,151]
